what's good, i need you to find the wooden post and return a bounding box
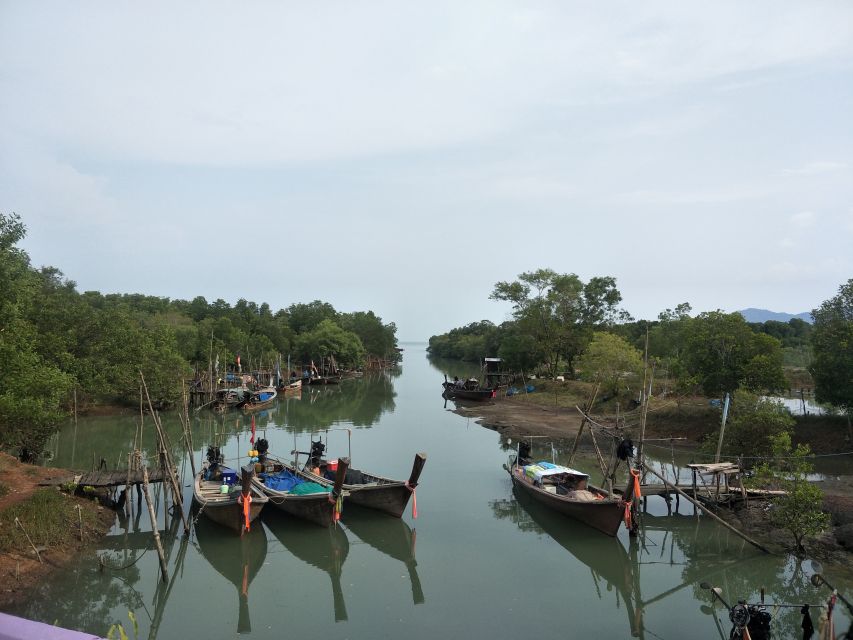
[568,384,600,466]
[643,465,771,554]
[124,452,132,517]
[138,453,169,582]
[714,393,731,464]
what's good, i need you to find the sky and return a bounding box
[1,2,851,341]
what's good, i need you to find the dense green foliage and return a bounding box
[575,332,643,396]
[702,391,795,462]
[428,269,630,377]
[809,279,853,415]
[430,276,787,400]
[0,212,397,454]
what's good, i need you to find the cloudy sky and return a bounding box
[2,2,851,341]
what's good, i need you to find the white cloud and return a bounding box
[783,161,849,175]
[790,211,817,228]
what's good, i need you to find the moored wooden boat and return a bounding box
[193,460,268,534]
[211,386,249,413]
[301,448,426,518]
[277,378,303,394]
[254,455,349,527]
[442,375,496,401]
[507,456,629,537]
[242,386,277,412]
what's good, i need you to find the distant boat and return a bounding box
[277,378,303,394]
[253,455,349,527]
[242,386,277,413]
[506,446,629,537]
[442,375,496,401]
[192,454,268,534]
[211,387,249,413]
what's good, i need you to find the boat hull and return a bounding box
[253,458,348,527]
[441,382,495,401]
[301,453,426,519]
[509,468,624,537]
[193,475,268,534]
[258,487,341,527]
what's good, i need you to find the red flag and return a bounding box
[250,414,256,445]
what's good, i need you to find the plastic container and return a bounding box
[327,459,338,472]
[220,467,238,485]
[219,484,230,494]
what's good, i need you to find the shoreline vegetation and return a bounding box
[2,221,852,609]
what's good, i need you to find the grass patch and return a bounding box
[0,488,100,553]
[0,483,8,498]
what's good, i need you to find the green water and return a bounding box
[9,344,852,639]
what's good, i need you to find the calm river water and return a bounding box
[10,344,853,639]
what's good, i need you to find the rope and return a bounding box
[406,481,418,518]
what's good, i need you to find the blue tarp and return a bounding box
[260,469,303,492]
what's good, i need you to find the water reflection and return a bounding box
[493,487,644,636]
[263,509,350,622]
[343,510,424,605]
[193,517,267,633]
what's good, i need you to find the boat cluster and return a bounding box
[192,438,427,534]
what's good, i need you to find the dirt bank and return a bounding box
[0,453,116,609]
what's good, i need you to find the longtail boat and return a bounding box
[441,375,496,401]
[296,433,426,518]
[507,445,633,537]
[193,452,268,534]
[253,453,349,527]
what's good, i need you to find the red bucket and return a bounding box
[327,459,338,472]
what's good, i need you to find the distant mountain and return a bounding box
[737,308,813,324]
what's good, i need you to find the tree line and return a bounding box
[427,268,853,414]
[0,212,398,453]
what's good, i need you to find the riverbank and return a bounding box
[447,388,853,566]
[0,453,116,609]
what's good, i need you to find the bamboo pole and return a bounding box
[138,453,169,582]
[140,372,190,536]
[642,465,771,554]
[567,383,600,466]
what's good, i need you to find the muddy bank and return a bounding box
[447,395,853,565]
[0,453,117,609]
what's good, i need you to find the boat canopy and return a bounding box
[523,461,589,483]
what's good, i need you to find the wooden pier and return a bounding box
[39,467,172,489]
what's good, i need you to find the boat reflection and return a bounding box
[264,509,350,622]
[193,516,268,634]
[498,485,644,637]
[342,510,424,604]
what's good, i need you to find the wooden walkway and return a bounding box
[39,467,171,488]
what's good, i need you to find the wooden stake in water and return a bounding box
[138,452,169,582]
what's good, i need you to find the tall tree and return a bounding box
[0,213,72,453]
[810,279,853,418]
[490,269,626,377]
[683,311,786,397]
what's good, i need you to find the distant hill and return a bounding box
[737,308,813,324]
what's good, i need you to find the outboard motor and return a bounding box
[206,446,223,466]
[255,438,269,462]
[617,438,634,461]
[746,605,772,640]
[308,439,326,468]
